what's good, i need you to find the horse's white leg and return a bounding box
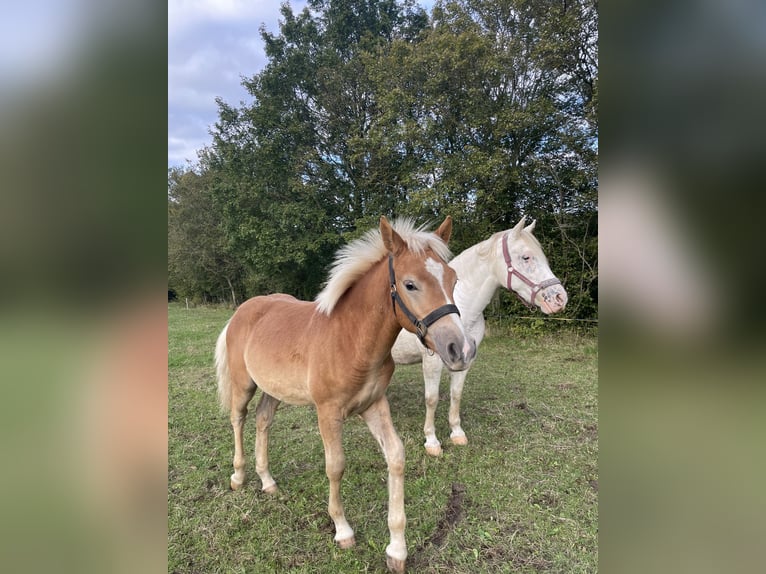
[317,408,355,548]
[448,369,470,446]
[230,380,256,490]
[254,392,280,493]
[422,354,444,456]
[362,395,407,574]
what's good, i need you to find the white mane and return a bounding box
[315,218,453,315]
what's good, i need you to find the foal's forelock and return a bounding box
[315,220,452,316]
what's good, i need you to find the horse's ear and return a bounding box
[435,216,453,244]
[380,216,405,254]
[510,215,526,237]
[524,219,536,234]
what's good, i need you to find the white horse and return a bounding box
[391,216,568,455]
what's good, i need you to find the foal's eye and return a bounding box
[404,281,417,291]
[522,254,531,262]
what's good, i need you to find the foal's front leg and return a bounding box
[362,395,407,574]
[316,408,355,548]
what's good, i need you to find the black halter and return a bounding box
[388,254,460,346]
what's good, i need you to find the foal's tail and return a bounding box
[215,321,232,413]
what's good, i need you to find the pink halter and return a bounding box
[501,232,562,309]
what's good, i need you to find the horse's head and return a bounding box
[496,216,568,314]
[381,216,476,371]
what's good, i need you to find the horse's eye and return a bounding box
[522,255,531,262]
[404,281,417,291]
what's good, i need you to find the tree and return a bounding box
[172,0,598,319]
[202,0,431,297]
[168,166,245,305]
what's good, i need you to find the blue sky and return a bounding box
[168,0,435,167]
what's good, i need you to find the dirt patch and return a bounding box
[423,483,467,549]
[408,483,468,571]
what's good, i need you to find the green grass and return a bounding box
[168,303,598,573]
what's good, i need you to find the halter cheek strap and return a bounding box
[501,232,562,309]
[389,255,460,345]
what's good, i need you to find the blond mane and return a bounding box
[315,219,453,315]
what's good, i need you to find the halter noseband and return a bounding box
[389,254,460,346]
[501,232,562,309]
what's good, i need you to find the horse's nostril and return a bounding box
[447,342,459,362]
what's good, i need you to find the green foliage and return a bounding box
[168,0,598,320]
[168,166,247,305]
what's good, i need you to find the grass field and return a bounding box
[168,303,598,573]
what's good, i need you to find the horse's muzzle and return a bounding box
[539,284,568,315]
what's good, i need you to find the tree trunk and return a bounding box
[225,276,237,308]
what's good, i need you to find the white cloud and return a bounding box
[168,1,433,167]
[168,0,275,38]
[168,1,311,166]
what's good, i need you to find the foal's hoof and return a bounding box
[450,435,468,446]
[424,444,443,457]
[262,484,278,495]
[230,476,244,491]
[386,554,406,573]
[336,536,356,549]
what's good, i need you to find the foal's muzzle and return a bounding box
[388,254,473,370]
[429,325,476,372]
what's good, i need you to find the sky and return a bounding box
[168,0,434,168]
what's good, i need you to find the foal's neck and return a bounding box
[333,258,403,361]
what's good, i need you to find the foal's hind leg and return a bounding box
[254,392,280,493]
[230,379,256,490]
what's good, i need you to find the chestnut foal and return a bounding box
[215,216,475,572]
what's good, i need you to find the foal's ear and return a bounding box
[380,216,406,254]
[435,216,453,244]
[524,219,536,234]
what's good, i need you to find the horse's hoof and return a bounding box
[262,484,278,495]
[230,476,244,491]
[386,554,406,573]
[425,444,443,457]
[337,536,356,549]
[450,435,468,446]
